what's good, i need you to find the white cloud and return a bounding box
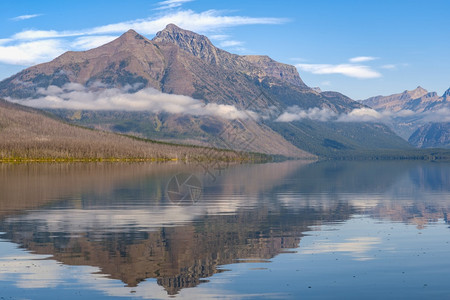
[86,10,286,36]
[11,14,42,21]
[395,109,415,117]
[209,33,244,49]
[12,29,80,41]
[210,34,230,41]
[337,107,383,122]
[9,84,258,120]
[219,40,243,47]
[0,39,66,65]
[275,106,423,123]
[297,63,382,79]
[155,0,194,10]
[349,56,378,63]
[0,9,286,67]
[71,35,118,50]
[381,64,396,70]
[336,107,417,122]
[296,56,383,79]
[8,10,285,41]
[423,107,450,122]
[276,106,337,122]
[0,38,12,45]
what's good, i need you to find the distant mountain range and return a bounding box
[0,24,440,158]
[362,86,449,113]
[361,86,450,148]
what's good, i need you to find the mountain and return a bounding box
[0,25,358,113]
[409,122,450,148]
[0,24,413,158]
[361,87,450,147]
[0,98,253,161]
[361,86,446,113]
[269,120,413,159]
[443,87,450,101]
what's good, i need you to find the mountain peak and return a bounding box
[163,23,183,31]
[154,23,209,42]
[408,86,428,99]
[414,86,426,92]
[153,24,219,63]
[443,87,450,100]
[125,29,138,35]
[118,29,147,41]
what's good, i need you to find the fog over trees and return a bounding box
[0,99,257,162]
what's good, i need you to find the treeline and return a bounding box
[0,99,268,162]
[318,149,450,161]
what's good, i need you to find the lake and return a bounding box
[0,160,449,299]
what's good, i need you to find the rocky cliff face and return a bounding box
[154,24,305,88]
[408,122,450,148]
[443,88,450,101]
[242,54,305,87]
[153,24,224,65]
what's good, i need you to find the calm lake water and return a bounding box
[0,160,449,299]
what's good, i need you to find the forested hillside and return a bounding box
[0,99,259,162]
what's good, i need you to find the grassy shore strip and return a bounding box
[0,152,273,164]
[0,157,177,163]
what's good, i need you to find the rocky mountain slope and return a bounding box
[0,24,412,158]
[409,122,450,148]
[361,87,450,148]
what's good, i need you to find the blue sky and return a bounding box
[0,0,449,99]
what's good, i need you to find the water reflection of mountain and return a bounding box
[0,161,449,295]
[276,160,449,194]
[408,162,450,192]
[278,161,450,228]
[1,203,355,295]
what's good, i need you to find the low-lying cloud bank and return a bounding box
[9,83,258,120]
[274,106,391,123]
[9,84,449,125]
[276,106,337,122]
[275,105,447,123]
[423,107,450,123]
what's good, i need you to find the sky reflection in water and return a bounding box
[0,160,449,299]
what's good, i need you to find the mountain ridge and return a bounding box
[153,24,305,88]
[361,86,450,148]
[360,86,445,112]
[0,24,415,158]
[0,24,356,113]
